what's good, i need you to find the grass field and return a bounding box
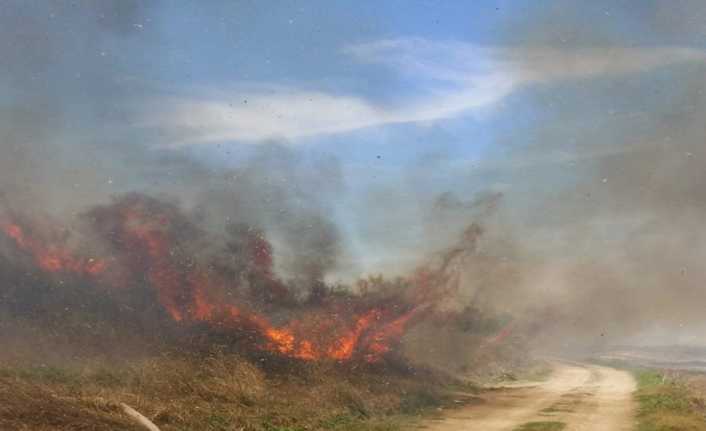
[0,350,464,431]
[633,369,706,431]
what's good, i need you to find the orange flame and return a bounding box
[105,201,412,361]
[1,200,423,363]
[363,306,425,362]
[328,309,381,360]
[1,221,107,276]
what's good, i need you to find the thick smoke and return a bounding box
[0,2,345,286]
[191,144,345,288]
[0,1,158,212]
[0,1,213,215]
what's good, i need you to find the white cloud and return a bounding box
[143,38,706,145]
[147,91,386,144]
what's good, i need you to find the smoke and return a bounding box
[473,1,706,350]
[4,0,706,364]
[0,0,220,218]
[0,2,346,286]
[0,0,160,212]
[191,144,345,287]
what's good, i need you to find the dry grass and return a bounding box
[634,369,706,431]
[0,351,454,431]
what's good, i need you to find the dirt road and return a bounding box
[420,362,636,431]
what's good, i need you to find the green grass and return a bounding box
[513,421,566,431]
[633,369,706,431]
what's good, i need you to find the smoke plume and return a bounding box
[469,1,706,351]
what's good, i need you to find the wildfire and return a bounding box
[362,306,426,362]
[328,309,381,360]
[0,221,107,276]
[0,195,424,363]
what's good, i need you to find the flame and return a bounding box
[102,200,412,361]
[1,221,107,276]
[118,207,190,321]
[1,197,425,363]
[328,309,381,360]
[363,306,425,362]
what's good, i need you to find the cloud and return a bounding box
[352,38,706,82]
[142,38,706,145]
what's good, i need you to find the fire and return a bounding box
[117,207,191,321]
[363,306,425,362]
[1,195,426,363]
[0,221,107,276]
[253,308,388,361]
[264,327,297,355]
[328,309,381,360]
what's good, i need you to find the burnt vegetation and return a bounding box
[0,191,522,430]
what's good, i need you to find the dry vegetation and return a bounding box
[0,349,463,431]
[0,219,525,430]
[0,291,524,431]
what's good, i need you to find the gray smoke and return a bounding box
[192,143,345,287]
[470,1,706,351]
[0,0,162,213]
[5,1,706,350]
[0,2,348,286]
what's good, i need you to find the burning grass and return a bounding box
[0,192,524,429]
[0,193,441,365]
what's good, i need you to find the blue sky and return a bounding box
[115,1,705,156]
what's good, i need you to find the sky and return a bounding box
[4,1,706,344]
[124,0,706,273]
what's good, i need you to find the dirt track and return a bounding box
[420,362,636,431]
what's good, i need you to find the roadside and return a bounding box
[632,368,706,431]
[419,361,636,431]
